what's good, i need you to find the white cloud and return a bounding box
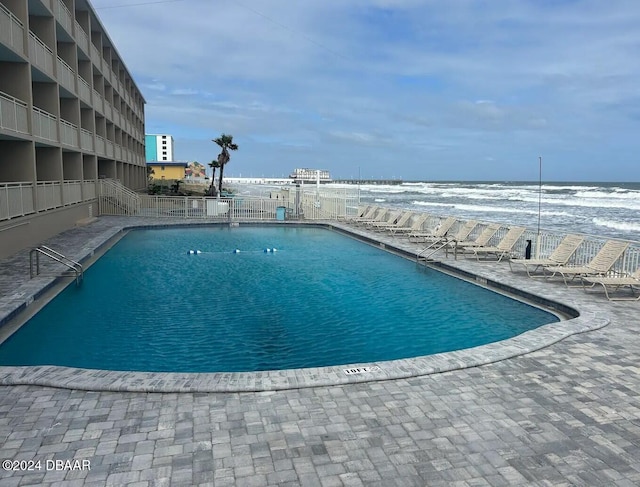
[94,0,640,180]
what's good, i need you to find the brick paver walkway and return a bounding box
[1,217,639,486]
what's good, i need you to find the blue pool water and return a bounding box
[0,226,559,372]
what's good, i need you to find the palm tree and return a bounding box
[207,159,221,196]
[213,134,238,194]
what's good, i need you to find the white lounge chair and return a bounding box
[408,216,457,243]
[544,240,630,287]
[366,210,401,228]
[355,207,389,226]
[350,205,378,223]
[388,212,430,236]
[446,223,501,259]
[509,234,585,277]
[464,226,526,262]
[371,211,414,232]
[582,267,640,301]
[341,205,371,221]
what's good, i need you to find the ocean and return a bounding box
[349,181,640,242]
[230,181,640,242]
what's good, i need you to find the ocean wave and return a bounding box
[592,218,640,234]
[374,198,386,202]
[411,201,573,217]
[574,190,640,200]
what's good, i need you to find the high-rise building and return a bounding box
[145,134,174,162]
[0,0,146,257]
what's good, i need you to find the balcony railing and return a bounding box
[105,139,114,158]
[32,106,58,142]
[0,91,29,134]
[92,89,104,113]
[0,3,25,55]
[103,100,112,120]
[95,134,105,155]
[28,31,54,77]
[74,21,89,53]
[60,118,78,147]
[90,43,101,67]
[53,0,72,34]
[56,56,76,93]
[80,128,93,151]
[78,76,91,104]
[36,181,62,211]
[62,180,82,205]
[1,180,99,222]
[82,180,96,200]
[0,182,35,221]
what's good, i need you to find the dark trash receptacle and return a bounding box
[276,206,286,221]
[525,239,532,259]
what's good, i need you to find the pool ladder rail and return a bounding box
[29,245,84,285]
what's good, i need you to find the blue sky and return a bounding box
[94,0,640,181]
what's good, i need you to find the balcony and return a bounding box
[0,182,35,221]
[95,134,105,155]
[105,139,114,158]
[0,91,29,134]
[0,3,25,56]
[92,89,104,113]
[36,181,62,211]
[60,118,78,147]
[90,43,101,67]
[80,128,93,151]
[78,76,91,104]
[56,56,76,93]
[74,21,89,54]
[103,100,112,120]
[28,31,55,77]
[32,106,58,142]
[53,0,73,35]
[62,180,82,205]
[82,180,96,200]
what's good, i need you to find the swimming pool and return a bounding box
[0,225,559,372]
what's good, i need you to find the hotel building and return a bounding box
[0,0,146,257]
[145,133,174,162]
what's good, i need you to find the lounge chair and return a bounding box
[365,210,401,228]
[544,240,630,287]
[582,267,640,301]
[416,220,478,261]
[464,226,526,262]
[355,207,389,225]
[341,205,371,221]
[388,212,430,236]
[350,205,378,223]
[371,211,414,232]
[418,220,478,249]
[408,216,457,243]
[447,223,501,258]
[509,234,585,277]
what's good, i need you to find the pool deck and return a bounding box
[1,217,639,486]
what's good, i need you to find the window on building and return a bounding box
[162,157,167,160]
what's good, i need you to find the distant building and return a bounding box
[145,134,174,162]
[147,161,187,180]
[185,162,207,179]
[289,168,331,183]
